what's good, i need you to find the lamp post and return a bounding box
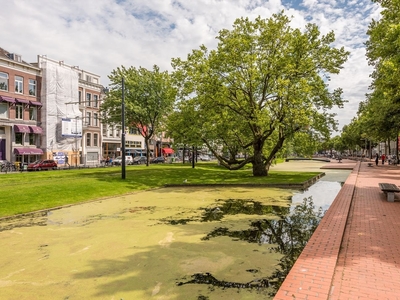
[121,77,126,180]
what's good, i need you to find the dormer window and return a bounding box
[8,53,22,62]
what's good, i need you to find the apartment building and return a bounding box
[77,68,104,165]
[35,56,104,166]
[1,47,162,166]
[0,47,43,164]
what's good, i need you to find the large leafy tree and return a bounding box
[363,0,400,144]
[171,13,349,176]
[366,0,400,104]
[101,65,176,165]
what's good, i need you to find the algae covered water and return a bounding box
[0,187,301,299]
[0,163,350,299]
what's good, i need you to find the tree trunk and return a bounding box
[145,138,151,166]
[252,140,267,176]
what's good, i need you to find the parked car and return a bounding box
[133,156,147,165]
[27,159,57,171]
[113,156,133,165]
[151,156,165,164]
[199,155,211,161]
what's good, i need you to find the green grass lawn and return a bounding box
[0,162,320,218]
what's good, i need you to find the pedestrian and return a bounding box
[65,155,70,167]
[375,153,379,166]
[381,153,386,165]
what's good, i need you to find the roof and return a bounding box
[0,46,34,67]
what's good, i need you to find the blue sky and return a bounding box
[0,0,382,133]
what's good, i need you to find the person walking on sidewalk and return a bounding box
[65,155,70,168]
[381,153,386,165]
[375,153,379,166]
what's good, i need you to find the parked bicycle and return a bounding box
[0,161,17,173]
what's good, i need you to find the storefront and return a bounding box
[13,147,44,164]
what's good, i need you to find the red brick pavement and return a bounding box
[275,159,400,300]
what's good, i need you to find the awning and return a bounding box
[0,95,15,103]
[13,147,44,155]
[14,124,30,133]
[29,101,43,106]
[29,125,43,134]
[162,148,174,154]
[15,98,29,104]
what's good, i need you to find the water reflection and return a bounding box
[201,198,290,222]
[160,197,291,225]
[176,197,324,296]
[292,180,343,211]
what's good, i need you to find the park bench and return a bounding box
[378,183,400,202]
[367,163,373,167]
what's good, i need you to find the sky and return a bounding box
[1,0,382,134]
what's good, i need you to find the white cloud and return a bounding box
[0,0,382,132]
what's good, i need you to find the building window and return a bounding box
[0,103,8,119]
[29,133,36,145]
[29,107,37,120]
[15,76,23,93]
[0,72,8,91]
[86,133,91,146]
[94,113,98,126]
[0,126,5,134]
[126,141,142,148]
[79,90,82,105]
[94,95,98,107]
[86,112,91,126]
[129,127,140,135]
[86,93,91,106]
[16,104,23,119]
[94,133,98,147]
[102,126,107,136]
[29,79,36,96]
[15,132,23,144]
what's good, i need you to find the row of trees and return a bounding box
[338,0,400,155]
[101,12,350,176]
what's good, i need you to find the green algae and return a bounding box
[0,186,310,300]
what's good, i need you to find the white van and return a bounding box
[113,156,133,165]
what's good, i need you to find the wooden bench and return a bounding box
[368,163,373,167]
[379,183,400,202]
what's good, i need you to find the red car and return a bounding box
[27,159,58,171]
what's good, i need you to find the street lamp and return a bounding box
[121,77,126,180]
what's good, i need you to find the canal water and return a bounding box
[0,162,351,300]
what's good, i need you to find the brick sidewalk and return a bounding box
[275,160,400,300]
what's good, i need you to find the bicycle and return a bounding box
[1,162,16,173]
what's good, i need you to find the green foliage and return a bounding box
[170,12,349,176]
[101,65,176,161]
[363,0,400,141]
[291,131,321,157]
